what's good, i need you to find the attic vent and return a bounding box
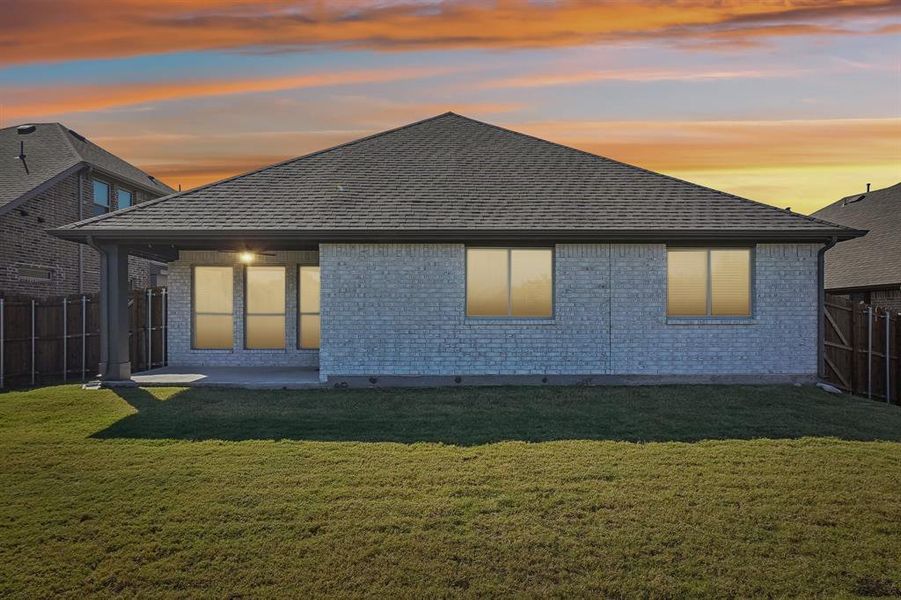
[17,124,36,135]
[843,194,866,206]
[67,129,87,142]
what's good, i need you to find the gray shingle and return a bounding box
[0,123,173,213]
[58,113,858,238]
[812,182,901,290]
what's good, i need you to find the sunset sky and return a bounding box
[2,0,899,213]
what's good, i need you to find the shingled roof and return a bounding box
[812,182,901,290]
[55,113,860,243]
[0,123,173,215]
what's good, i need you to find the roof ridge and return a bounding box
[50,122,83,166]
[62,112,458,230]
[448,113,859,233]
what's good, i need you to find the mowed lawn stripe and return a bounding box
[1,385,899,598]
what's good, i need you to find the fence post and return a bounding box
[81,295,87,381]
[162,287,167,366]
[0,297,4,389]
[31,299,36,386]
[886,310,892,404]
[867,305,873,399]
[62,297,67,383]
[147,288,152,371]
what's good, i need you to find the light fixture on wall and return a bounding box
[239,251,255,264]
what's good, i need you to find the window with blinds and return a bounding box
[667,248,751,317]
[193,266,234,349]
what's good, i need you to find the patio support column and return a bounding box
[97,243,131,381]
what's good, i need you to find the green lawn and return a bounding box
[1,385,900,598]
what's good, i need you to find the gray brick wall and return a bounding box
[0,169,162,296]
[164,243,820,377]
[167,250,319,367]
[318,243,820,377]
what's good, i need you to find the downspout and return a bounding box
[77,167,87,294]
[817,236,838,379]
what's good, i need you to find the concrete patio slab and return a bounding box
[125,366,322,389]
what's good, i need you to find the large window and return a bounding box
[92,179,110,216]
[466,248,553,317]
[298,266,320,349]
[117,188,133,209]
[193,266,233,349]
[667,248,751,317]
[245,266,286,349]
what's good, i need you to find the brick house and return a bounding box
[0,123,174,296]
[811,182,901,312]
[53,113,863,384]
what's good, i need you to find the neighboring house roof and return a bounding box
[55,113,860,244]
[0,123,174,215]
[811,182,901,291]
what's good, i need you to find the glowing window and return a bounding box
[193,266,233,349]
[245,266,286,349]
[667,248,751,317]
[466,248,553,317]
[298,266,320,350]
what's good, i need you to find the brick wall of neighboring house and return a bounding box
[162,243,821,380]
[844,288,901,313]
[0,169,165,296]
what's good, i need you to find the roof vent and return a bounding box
[17,124,36,135]
[67,129,87,142]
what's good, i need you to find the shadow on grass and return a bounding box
[92,385,901,444]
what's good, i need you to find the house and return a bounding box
[52,113,863,385]
[811,182,901,312]
[0,123,174,295]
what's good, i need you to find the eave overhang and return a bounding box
[49,227,867,262]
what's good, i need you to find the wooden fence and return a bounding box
[823,294,900,404]
[0,288,167,389]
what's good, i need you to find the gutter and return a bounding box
[817,236,838,379]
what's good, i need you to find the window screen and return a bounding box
[667,248,751,317]
[466,248,553,317]
[193,266,233,349]
[298,266,320,349]
[245,266,286,349]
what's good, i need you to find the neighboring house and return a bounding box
[53,113,863,384]
[811,182,901,312]
[0,123,174,296]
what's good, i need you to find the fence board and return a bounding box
[823,293,900,404]
[0,288,167,389]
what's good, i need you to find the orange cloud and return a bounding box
[516,118,901,171]
[2,0,897,65]
[486,66,807,88]
[2,67,449,119]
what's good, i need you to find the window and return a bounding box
[298,266,321,349]
[193,266,234,349]
[92,179,110,216]
[245,266,286,349]
[466,248,553,317]
[117,188,133,209]
[667,248,751,317]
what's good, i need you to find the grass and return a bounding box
[0,384,899,598]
